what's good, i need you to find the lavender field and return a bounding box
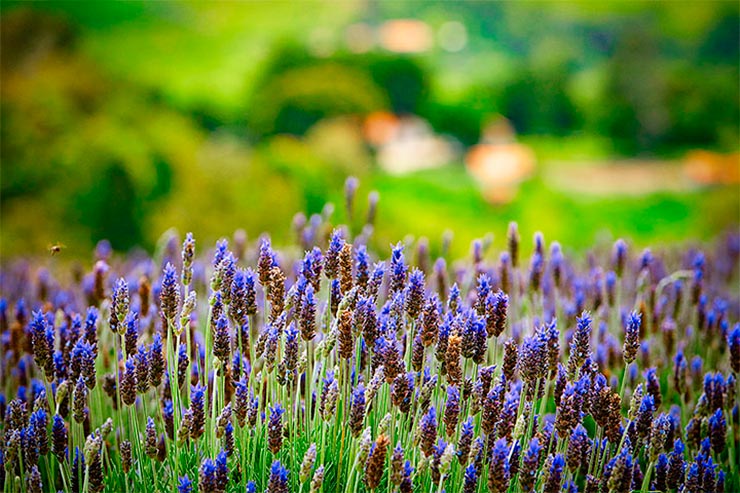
[0,179,737,493]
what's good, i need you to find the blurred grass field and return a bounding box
[1,1,738,261]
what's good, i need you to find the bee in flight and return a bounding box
[48,243,66,256]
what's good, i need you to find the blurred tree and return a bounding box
[365,55,429,114]
[600,22,665,154]
[500,67,579,136]
[248,61,388,136]
[72,162,143,250]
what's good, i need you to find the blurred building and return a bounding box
[364,112,457,174]
[684,150,740,186]
[465,117,536,203]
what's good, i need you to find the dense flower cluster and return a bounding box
[0,178,738,492]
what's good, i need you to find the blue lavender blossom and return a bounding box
[71,338,96,389]
[301,247,323,291]
[177,476,192,493]
[639,248,652,270]
[123,312,139,359]
[487,438,510,493]
[728,322,740,373]
[213,314,231,363]
[354,244,370,289]
[461,310,487,364]
[635,394,656,442]
[228,268,249,326]
[324,230,344,280]
[566,424,590,473]
[84,306,99,346]
[29,408,48,456]
[520,437,542,491]
[475,274,492,314]
[623,311,641,364]
[389,242,407,295]
[30,311,54,378]
[556,381,584,436]
[704,372,726,412]
[366,261,385,301]
[160,262,181,326]
[543,454,565,493]
[52,414,67,462]
[644,367,662,407]
[519,331,547,383]
[568,311,592,375]
[149,332,165,388]
[457,417,474,466]
[447,283,461,314]
[190,384,206,440]
[267,460,289,493]
[349,383,365,437]
[405,268,425,318]
[420,406,437,457]
[443,385,460,437]
[198,456,217,493]
[708,408,726,454]
[488,290,508,338]
[213,238,229,268]
[717,470,726,493]
[462,463,478,493]
[268,403,284,454]
[613,239,628,276]
[344,176,359,220]
[110,277,130,333]
[507,222,520,268]
[215,450,228,491]
[529,251,544,292]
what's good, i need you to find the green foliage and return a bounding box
[1,3,738,260]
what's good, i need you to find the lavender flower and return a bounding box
[350,384,366,437]
[542,453,565,493]
[190,384,205,440]
[30,311,54,378]
[623,311,641,364]
[519,331,547,383]
[299,443,317,483]
[364,434,389,491]
[568,311,592,376]
[463,463,478,493]
[160,263,181,327]
[110,277,130,334]
[178,476,193,493]
[149,332,165,388]
[389,242,407,295]
[708,408,726,454]
[120,357,136,406]
[420,406,437,457]
[324,230,344,280]
[52,414,67,462]
[502,338,518,381]
[405,268,425,318]
[443,385,460,437]
[268,403,284,454]
[300,284,317,341]
[566,424,590,474]
[507,222,520,268]
[487,438,510,493]
[198,457,217,493]
[728,323,740,373]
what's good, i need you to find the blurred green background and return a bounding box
[1,1,738,260]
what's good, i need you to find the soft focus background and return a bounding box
[1,1,738,260]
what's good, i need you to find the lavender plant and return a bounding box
[0,177,738,492]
